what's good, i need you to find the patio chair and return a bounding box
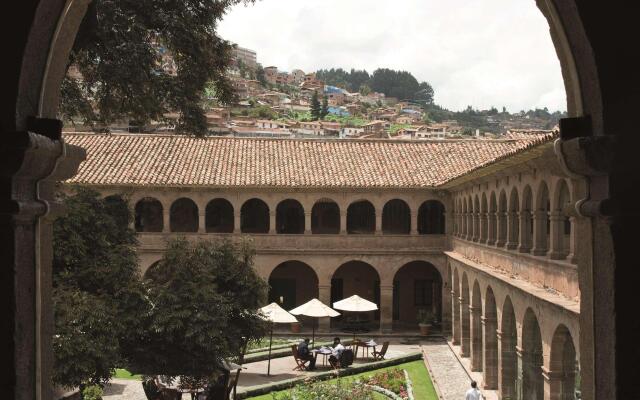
[224,368,242,400]
[372,341,389,360]
[329,349,354,370]
[291,344,309,371]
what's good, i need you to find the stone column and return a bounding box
[340,210,347,234]
[198,211,206,233]
[482,316,499,389]
[466,213,473,240]
[410,209,419,235]
[318,284,332,332]
[472,213,479,242]
[495,212,506,247]
[479,212,488,243]
[234,212,241,233]
[566,216,578,263]
[269,211,276,234]
[506,211,519,250]
[163,209,171,233]
[487,211,497,245]
[531,210,548,256]
[516,346,525,400]
[518,211,532,253]
[304,211,312,234]
[452,291,460,344]
[460,296,470,357]
[470,305,483,371]
[375,212,382,235]
[379,285,394,333]
[548,211,566,259]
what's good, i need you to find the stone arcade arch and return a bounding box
[311,199,340,234]
[500,297,518,400]
[392,261,442,328]
[418,200,446,234]
[471,280,483,371]
[460,272,471,357]
[549,324,579,400]
[347,200,375,234]
[331,261,381,326]
[484,287,499,390]
[268,261,318,311]
[522,309,544,400]
[135,197,163,232]
[276,199,305,234]
[170,197,198,232]
[241,198,270,233]
[382,199,410,234]
[205,198,234,233]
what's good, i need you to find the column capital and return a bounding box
[541,366,567,382]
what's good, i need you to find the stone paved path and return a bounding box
[422,340,471,400]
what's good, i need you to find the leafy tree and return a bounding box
[310,91,321,120]
[415,82,434,104]
[256,65,267,86]
[52,188,144,388]
[129,237,268,379]
[359,84,372,96]
[321,95,329,119]
[60,0,254,136]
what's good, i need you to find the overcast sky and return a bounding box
[218,0,566,112]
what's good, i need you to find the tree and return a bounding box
[321,95,329,119]
[256,65,267,86]
[359,84,372,96]
[310,91,321,120]
[415,82,434,104]
[60,0,254,136]
[52,188,144,388]
[129,237,268,379]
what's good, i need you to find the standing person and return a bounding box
[297,338,316,370]
[465,381,483,400]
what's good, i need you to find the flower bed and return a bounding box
[271,379,376,400]
[360,369,412,400]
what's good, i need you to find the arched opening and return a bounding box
[276,199,304,234]
[104,194,130,229]
[311,199,340,234]
[471,280,483,371]
[241,198,269,233]
[382,199,410,234]
[392,261,442,330]
[452,268,461,345]
[480,193,488,242]
[466,197,473,238]
[205,198,234,233]
[534,182,551,256]
[347,200,375,234]
[520,185,533,253]
[550,325,579,400]
[268,261,318,311]
[473,195,480,241]
[143,261,162,281]
[507,188,520,249]
[497,190,508,247]
[418,200,446,234]
[556,180,572,259]
[454,199,460,235]
[522,309,544,400]
[460,272,471,357]
[170,197,198,232]
[500,297,517,399]
[484,287,499,389]
[489,192,497,245]
[331,261,380,328]
[462,198,468,238]
[135,197,163,232]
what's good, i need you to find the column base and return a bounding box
[505,242,518,250]
[495,241,505,248]
[517,245,531,253]
[548,251,567,260]
[531,247,548,256]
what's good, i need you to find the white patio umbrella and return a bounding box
[289,298,341,347]
[333,295,379,344]
[260,302,298,376]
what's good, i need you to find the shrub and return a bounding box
[272,378,374,400]
[81,384,104,400]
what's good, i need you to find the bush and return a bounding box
[272,378,374,400]
[81,384,104,400]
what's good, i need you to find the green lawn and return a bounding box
[246,338,293,352]
[113,368,142,380]
[246,360,438,400]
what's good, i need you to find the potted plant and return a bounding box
[417,309,434,336]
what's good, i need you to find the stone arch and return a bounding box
[170,197,198,232]
[276,199,305,234]
[331,261,381,325]
[500,296,518,399]
[452,268,461,344]
[241,198,270,233]
[268,261,318,310]
[507,187,520,249]
[311,198,340,234]
[534,181,551,255]
[497,190,508,246]
[460,272,471,357]
[484,286,499,389]
[205,198,234,233]
[347,200,375,234]
[489,191,497,245]
[549,324,579,400]
[520,185,534,252]
[391,261,442,328]
[522,308,544,400]
[135,197,163,232]
[382,199,410,234]
[142,260,162,280]
[418,199,446,234]
[471,280,483,371]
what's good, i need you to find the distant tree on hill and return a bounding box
[321,95,329,119]
[310,91,322,120]
[256,65,267,86]
[359,84,372,96]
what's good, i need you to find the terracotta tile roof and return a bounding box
[63,130,557,189]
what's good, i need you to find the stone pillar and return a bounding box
[234,212,241,233]
[379,285,394,333]
[452,291,460,344]
[516,346,525,400]
[466,213,473,240]
[410,209,418,235]
[163,209,171,233]
[548,211,565,259]
[198,211,206,233]
[531,210,548,256]
[375,212,382,235]
[460,296,470,357]
[479,212,488,243]
[318,284,332,332]
[472,213,479,242]
[566,216,578,263]
[496,212,506,247]
[487,211,497,245]
[340,210,347,234]
[304,211,312,234]
[518,211,532,253]
[269,211,276,234]
[497,330,505,396]
[482,316,499,389]
[470,305,483,371]
[506,211,519,250]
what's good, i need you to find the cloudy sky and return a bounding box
[218,0,566,112]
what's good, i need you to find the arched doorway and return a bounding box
[347,200,375,234]
[471,280,483,371]
[382,199,410,234]
[268,261,318,311]
[522,309,544,400]
[331,261,380,328]
[311,199,340,234]
[205,198,234,233]
[418,200,446,234]
[170,197,198,232]
[549,325,579,400]
[276,199,304,234]
[500,297,517,399]
[484,287,499,389]
[391,261,442,330]
[135,197,163,232]
[241,198,269,233]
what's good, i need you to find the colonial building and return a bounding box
[64,130,581,399]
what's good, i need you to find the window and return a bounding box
[414,280,433,306]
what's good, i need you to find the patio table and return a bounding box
[356,340,377,359]
[314,347,333,367]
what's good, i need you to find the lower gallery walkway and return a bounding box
[102,339,474,400]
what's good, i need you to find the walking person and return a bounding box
[465,381,483,400]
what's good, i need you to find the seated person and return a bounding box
[297,338,316,370]
[328,337,345,367]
